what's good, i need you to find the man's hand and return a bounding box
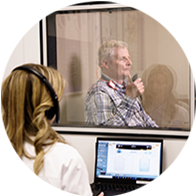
[125,74,144,98]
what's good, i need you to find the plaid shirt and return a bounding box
[84,74,158,127]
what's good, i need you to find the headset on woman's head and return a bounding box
[13,65,60,123]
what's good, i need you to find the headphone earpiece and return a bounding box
[45,107,56,120]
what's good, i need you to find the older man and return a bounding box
[85,40,158,127]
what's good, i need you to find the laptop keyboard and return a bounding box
[92,183,143,193]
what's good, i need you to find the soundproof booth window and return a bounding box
[45,5,192,132]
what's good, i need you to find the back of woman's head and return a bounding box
[1,63,65,174]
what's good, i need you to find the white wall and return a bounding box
[1,1,196,196]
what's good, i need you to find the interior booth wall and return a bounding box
[1,1,196,196]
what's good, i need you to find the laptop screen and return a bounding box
[95,138,163,183]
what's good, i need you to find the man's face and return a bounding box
[106,47,132,82]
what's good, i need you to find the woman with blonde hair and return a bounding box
[1,63,101,196]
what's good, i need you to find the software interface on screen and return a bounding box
[96,140,162,181]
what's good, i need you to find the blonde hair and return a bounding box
[98,40,128,65]
[1,63,66,175]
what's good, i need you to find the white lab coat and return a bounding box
[22,141,92,196]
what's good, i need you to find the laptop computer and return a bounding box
[91,137,163,196]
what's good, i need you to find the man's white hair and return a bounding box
[98,40,128,65]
